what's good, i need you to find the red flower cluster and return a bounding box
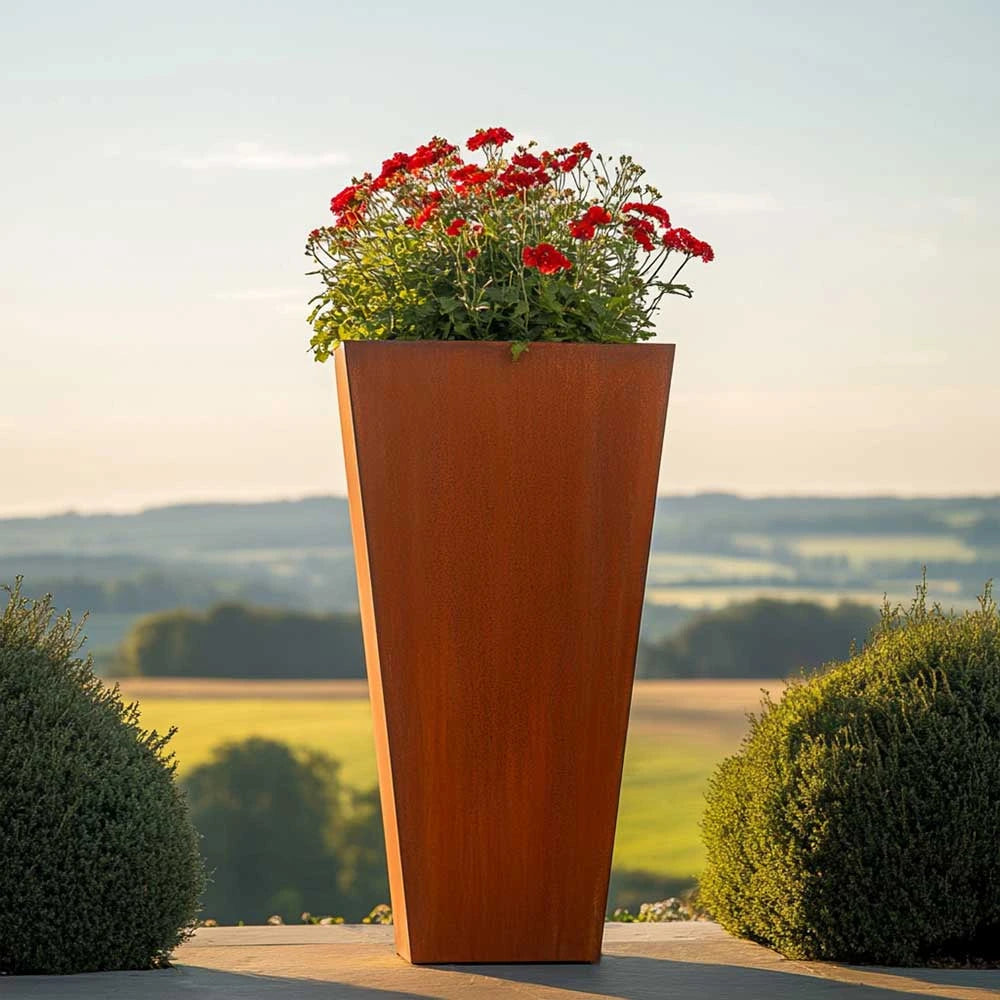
[405,191,443,230]
[466,126,514,151]
[622,202,671,229]
[621,202,674,250]
[330,184,368,227]
[537,142,591,172]
[370,139,456,191]
[371,151,410,191]
[409,138,457,173]
[465,248,479,260]
[662,227,715,262]
[625,216,657,251]
[330,186,359,214]
[522,243,572,275]
[449,163,493,192]
[445,217,466,237]
[568,204,612,241]
[495,164,551,197]
[511,152,542,169]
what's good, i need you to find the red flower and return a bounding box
[623,202,672,229]
[308,228,322,240]
[445,217,467,236]
[557,153,579,172]
[465,248,479,259]
[372,151,410,190]
[571,141,593,159]
[624,216,656,251]
[404,191,443,229]
[568,204,612,240]
[522,243,572,275]
[330,184,362,214]
[449,164,493,190]
[466,126,514,151]
[583,205,612,225]
[662,227,715,262]
[408,138,457,173]
[471,223,484,234]
[495,166,551,196]
[511,152,542,169]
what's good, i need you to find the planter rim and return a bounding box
[338,340,675,349]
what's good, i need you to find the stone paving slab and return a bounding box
[5,923,1000,999]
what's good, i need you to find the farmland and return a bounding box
[118,677,777,891]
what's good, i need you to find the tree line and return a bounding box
[113,597,880,680]
[112,603,364,678]
[637,598,879,679]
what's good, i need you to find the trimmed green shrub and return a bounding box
[0,580,205,974]
[701,583,1000,965]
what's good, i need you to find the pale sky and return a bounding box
[2,0,998,516]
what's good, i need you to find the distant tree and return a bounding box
[334,787,390,919]
[637,599,879,679]
[184,739,341,923]
[114,603,364,678]
[184,738,388,924]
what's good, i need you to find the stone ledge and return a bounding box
[6,922,999,999]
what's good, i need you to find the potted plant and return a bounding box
[305,127,713,964]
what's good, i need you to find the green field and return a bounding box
[121,678,774,889]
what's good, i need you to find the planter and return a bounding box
[335,340,674,963]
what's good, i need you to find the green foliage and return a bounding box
[184,738,387,924]
[305,130,713,358]
[115,603,364,678]
[638,598,879,679]
[0,579,205,975]
[700,582,1000,965]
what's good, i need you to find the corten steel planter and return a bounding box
[335,340,674,964]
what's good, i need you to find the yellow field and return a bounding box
[118,678,779,885]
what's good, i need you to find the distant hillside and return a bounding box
[2,494,997,671]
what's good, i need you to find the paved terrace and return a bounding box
[7,923,1000,999]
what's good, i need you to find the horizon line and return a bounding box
[3,489,1000,522]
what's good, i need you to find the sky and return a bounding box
[2,0,998,516]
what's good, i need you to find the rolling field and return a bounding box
[118,678,779,887]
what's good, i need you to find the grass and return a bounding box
[123,678,771,885]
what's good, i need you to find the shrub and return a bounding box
[700,582,1000,965]
[0,579,205,974]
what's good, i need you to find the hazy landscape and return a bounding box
[4,493,997,665]
[4,493,998,915]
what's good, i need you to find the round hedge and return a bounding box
[0,580,205,974]
[701,584,1000,966]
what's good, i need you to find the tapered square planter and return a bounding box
[335,340,674,964]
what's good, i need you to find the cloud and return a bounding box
[670,192,781,214]
[167,143,347,170]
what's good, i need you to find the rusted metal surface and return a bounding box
[335,341,674,964]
